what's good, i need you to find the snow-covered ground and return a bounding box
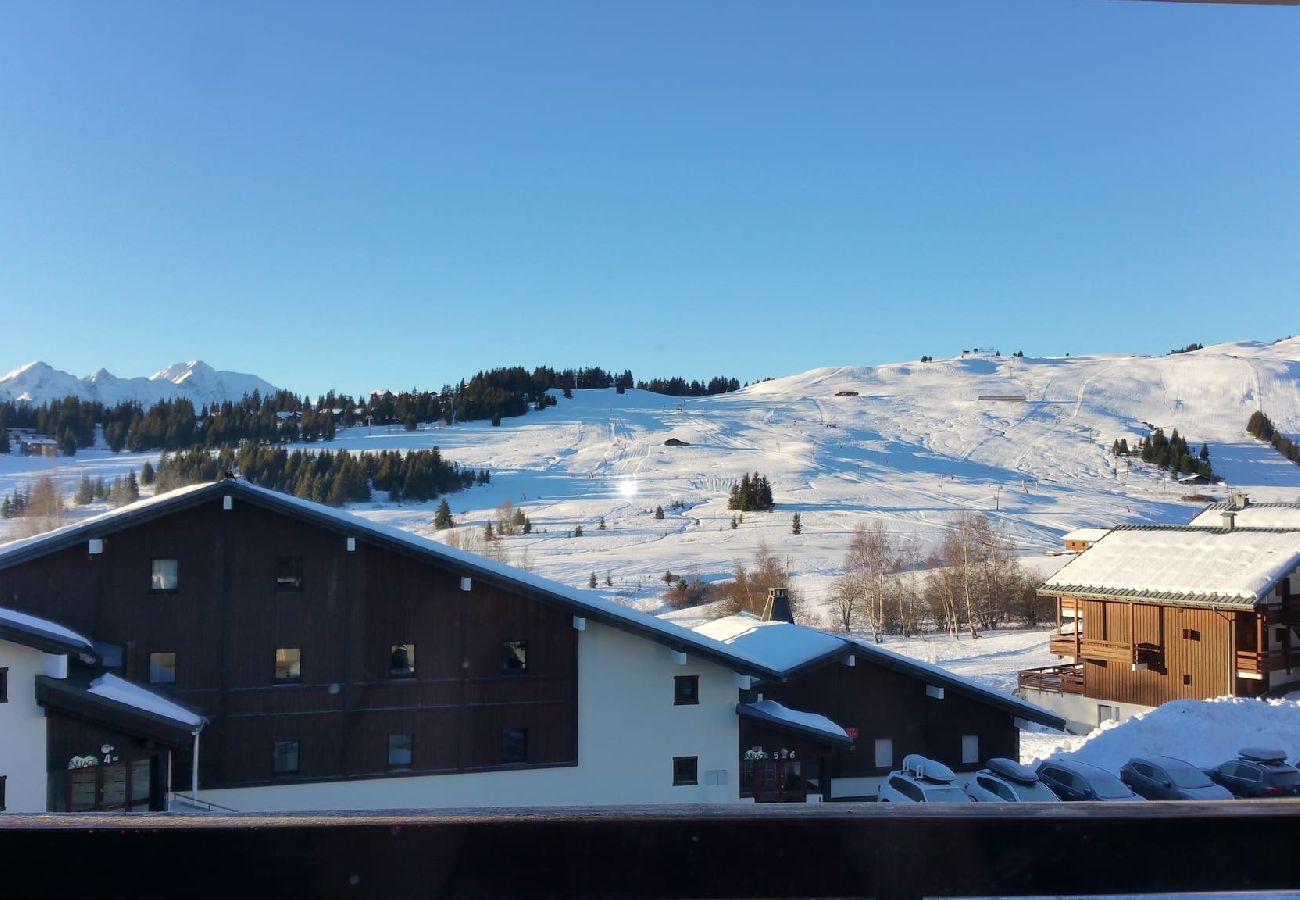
[4,339,1299,611]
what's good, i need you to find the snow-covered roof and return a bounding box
[1190,503,1300,530]
[87,673,205,729]
[0,479,786,680]
[1042,526,1300,607]
[693,614,846,673]
[738,699,851,744]
[1062,528,1110,544]
[690,614,1064,729]
[0,605,94,655]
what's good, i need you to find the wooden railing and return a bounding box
[9,803,1300,898]
[1017,664,1084,695]
[1236,649,1291,673]
[1079,638,1130,663]
[1048,632,1079,658]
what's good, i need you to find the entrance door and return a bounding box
[751,759,806,803]
[56,758,155,812]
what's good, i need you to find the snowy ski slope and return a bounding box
[3,338,1299,614]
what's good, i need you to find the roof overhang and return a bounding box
[736,702,854,747]
[0,621,96,659]
[36,676,201,747]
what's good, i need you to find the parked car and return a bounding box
[878,754,972,803]
[1207,748,1300,798]
[965,757,1060,802]
[1119,756,1233,800]
[1036,759,1142,801]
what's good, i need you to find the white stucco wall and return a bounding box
[1018,687,1151,736]
[0,643,52,813]
[198,621,743,811]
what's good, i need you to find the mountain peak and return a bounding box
[0,361,277,407]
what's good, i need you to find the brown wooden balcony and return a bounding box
[1236,649,1292,673]
[1018,664,1084,695]
[1079,638,1130,664]
[1049,632,1079,658]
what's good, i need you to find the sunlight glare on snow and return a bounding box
[618,479,639,498]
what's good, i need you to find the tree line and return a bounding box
[1111,427,1217,481]
[0,364,748,456]
[1247,411,1300,466]
[727,472,775,512]
[154,444,487,506]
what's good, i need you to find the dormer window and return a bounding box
[275,556,304,591]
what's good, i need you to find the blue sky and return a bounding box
[1,1,1296,398]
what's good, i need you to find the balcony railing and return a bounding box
[1048,632,1079,657]
[1017,663,1084,694]
[1236,649,1292,673]
[6,803,1300,898]
[1079,638,1131,663]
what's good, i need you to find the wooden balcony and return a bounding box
[1049,632,1079,658]
[1058,597,1082,615]
[1079,638,1130,664]
[1236,649,1292,674]
[1018,664,1084,695]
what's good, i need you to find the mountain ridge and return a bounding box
[0,360,279,408]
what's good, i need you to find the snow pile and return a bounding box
[1027,697,1300,772]
[693,614,844,671]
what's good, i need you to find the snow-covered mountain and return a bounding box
[0,360,278,408]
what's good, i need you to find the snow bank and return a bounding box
[1028,697,1300,772]
[88,673,205,728]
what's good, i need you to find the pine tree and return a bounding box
[484,522,495,541]
[75,475,94,506]
[597,516,607,530]
[730,515,738,530]
[654,505,664,520]
[574,524,583,537]
[605,572,613,586]
[434,499,454,530]
[791,513,802,535]
[140,460,155,485]
[663,570,674,584]
[588,572,597,589]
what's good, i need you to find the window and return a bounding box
[874,738,893,769]
[389,643,416,677]
[275,556,304,591]
[1132,762,1153,779]
[501,727,528,764]
[148,652,176,685]
[93,642,123,672]
[674,675,699,705]
[1183,674,1192,686]
[895,777,924,802]
[1182,628,1200,641]
[388,734,413,768]
[961,735,979,765]
[151,558,178,592]
[0,667,7,703]
[274,648,302,682]
[673,756,699,786]
[272,740,299,774]
[502,640,528,673]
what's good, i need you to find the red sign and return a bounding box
[845,727,859,740]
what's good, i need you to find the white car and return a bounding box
[964,757,1061,802]
[877,754,972,803]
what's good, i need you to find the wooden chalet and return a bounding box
[695,599,1064,802]
[1061,527,1109,554]
[0,478,787,811]
[1020,523,1300,733]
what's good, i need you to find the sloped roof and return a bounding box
[1062,528,1110,544]
[36,671,205,746]
[0,479,783,680]
[693,615,1064,730]
[1190,503,1300,530]
[0,605,95,657]
[1041,525,1300,608]
[737,699,852,745]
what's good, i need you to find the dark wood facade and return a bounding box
[755,654,1020,794]
[0,496,579,791]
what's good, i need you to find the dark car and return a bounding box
[1037,759,1142,802]
[1120,756,1233,800]
[1208,748,1300,798]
